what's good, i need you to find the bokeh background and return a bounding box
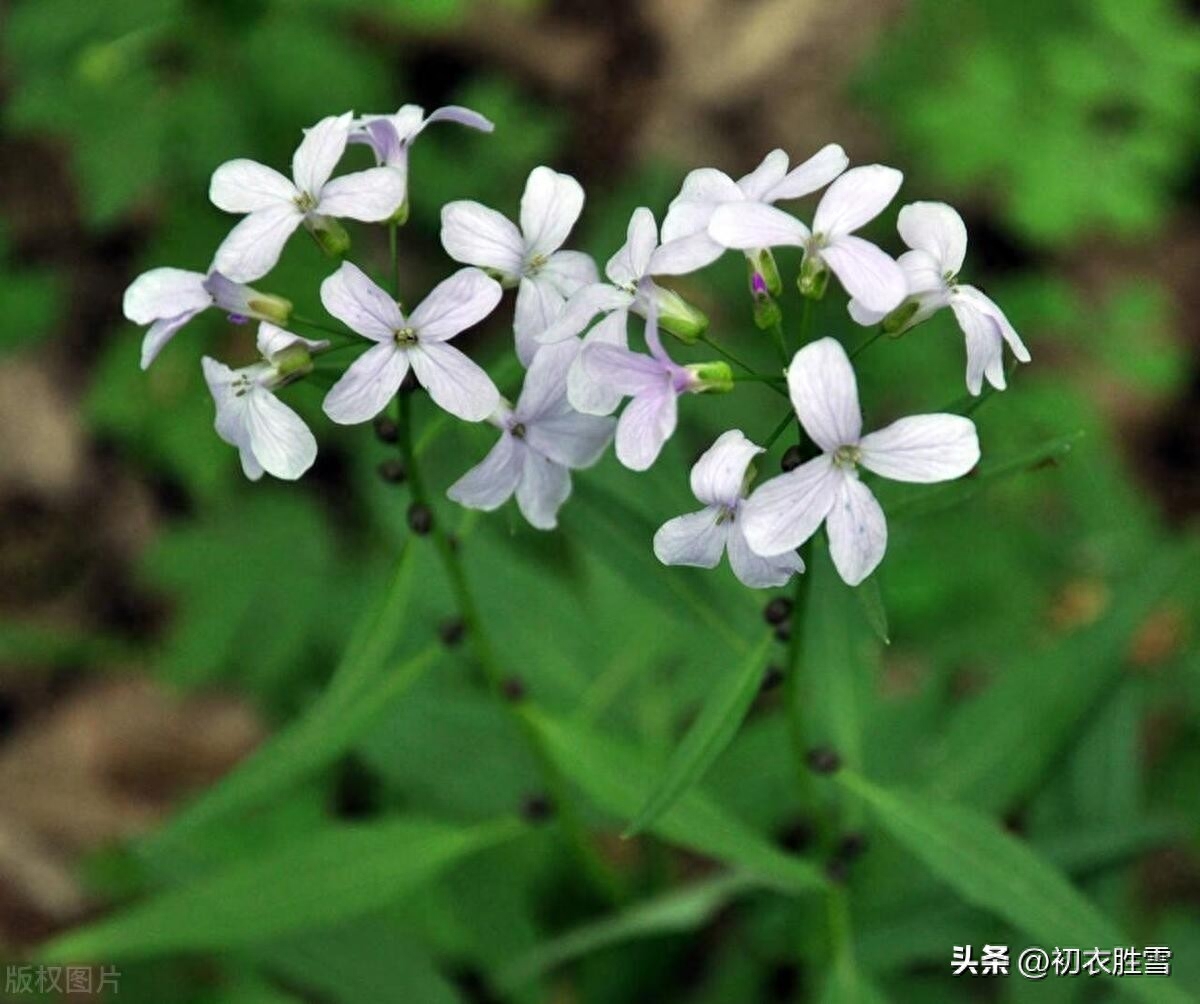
[1,0,1198,1001]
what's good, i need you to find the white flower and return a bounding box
[321,263,501,424]
[448,341,615,529]
[210,113,405,282]
[661,144,848,273]
[202,323,326,481]
[538,208,709,414]
[654,430,805,589]
[350,103,493,211]
[848,202,1032,395]
[742,338,979,586]
[440,166,597,365]
[123,268,291,370]
[708,165,907,314]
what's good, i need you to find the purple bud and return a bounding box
[751,273,768,297]
[228,313,248,325]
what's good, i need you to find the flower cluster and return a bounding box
[123,105,1029,586]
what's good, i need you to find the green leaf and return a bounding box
[42,817,522,962]
[496,873,758,990]
[625,634,773,836]
[836,772,1194,1004]
[525,710,827,894]
[923,538,1196,811]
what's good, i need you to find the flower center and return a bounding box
[526,253,548,275]
[715,503,738,525]
[944,269,958,287]
[294,191,318,212]
[510,422,527,439]
[393,327,418,346]
[833,444,861,469]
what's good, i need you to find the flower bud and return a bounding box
[685,360,734,394]
[390,199,410,227]
[653,287,709,344]
[752,292,782,332]
[246,293,293,326]
[271,343,314,382]
[798,254,829,300]
[882,299,920,335]
[304,214,352,259]
[746,248,782,298]
[204,273,293,326]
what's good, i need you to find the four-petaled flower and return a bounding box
[440,167,597,364]
[210,113,405,282]
[709,165,907,315]
[654,429,805,589]
[571,303,722,472]
[742,338,980,586]
[661,144,849,273]
[202,323,326,481]
[124,268,290,369]
[849,202,1031,395]
[350,104,493,213]
[448,341,615,529]
[321,263,501,424]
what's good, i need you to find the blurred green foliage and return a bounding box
[1,0,1198,1002]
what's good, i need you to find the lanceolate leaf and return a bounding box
[42,817,522,962]
[625,634,773,836]
[836,772,1194,1004]
[526,710,827,894]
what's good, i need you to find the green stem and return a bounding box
[783,557,811,796]
[849,327,885,360]
[767,318,789,365]
[731,373,786,386]
[796,296,815,350]
[291,313,355,341]
[395,392,622,904]
[763,409,796,450]
[699,334,788,399]
[388,220,400,299]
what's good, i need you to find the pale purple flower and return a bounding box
[350,103,493,211]
[742,338,980,586]
[321,263,501,424]
[123,268,292,370]
[654,430,805,589]
[708,165,907,314]
[570,305,721,472]
[448,341,615,529]
[538,208,710,414]
[209,113,405,282]
[440,166,597,365]
[202,323,327,481]
[661,144,848,273]
[848,202,1031,395]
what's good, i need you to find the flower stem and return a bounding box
[291,313,355,341]
[763,409,795,450]
[731,373,786,386]
[388,220,400,299]
[849,327,885,360]
[767,318,789,365]
[783,556,811,795]
[699,334,788,399]
[395,391,623,904]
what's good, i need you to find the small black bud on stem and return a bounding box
[377,458,406,484]
[773,621,792,644]
[834,832,868,861]
[501,675,526,702]
[805,745,842,775]
[760,664,784,693]
[407,502,434,535]
[781,445,803,472]
[521,793,554,823]
[373,415,399,444]
[763,597,793,626]
[439,618,465,648]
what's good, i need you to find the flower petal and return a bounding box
[736,149,790,201]
[727,523,804,589]
[820,236,906,314]
[322,342,409,424]
[447,433,523,512]
[542,250,598,294]
[648,232,725,275]
[423,104,495,133]
[320,262,402,340]
[526,410,614,469]
[514,275,566,366]
[956,285,1030,362]
[615,386,677,471]
[786,337,862,453]
[408,341,500,422]
[606,207,659,286]
[577,340,665,404]
[293,113,352,196]
[950,291,1010,395]
[826,475,887,586]
[209,160,297,213]
[538,283,633,344]
[859,414,980,483]
[740,455,840,557]
[317,167,405,221]
[515,452,573,530]
[653,507,728,569]
[410,267,502,341]
[255,321,326,360]
[813,164,903,238]
[244,387,318,480]
[123,268,210,324]
[520,166,584,258]
[760,143,848,202]
[708,203,810,250]
[516,339,578,420]
[690,429,762,507]
[440,201,526,278]
[898,201,968,275]
[566,309,631,415]
[662,168,741,241]
[141,309,204,370]
[212,204,303,283]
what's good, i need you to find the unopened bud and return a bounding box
[798,254,829,300]
[882,299,920,335]
[686,360,734,394]
[272,344,313,381]
[305,214,351,259]
[205,273,293,326]
[654,287,709,344]
[246,293,293,326]
[746,248,782,298]
[752,293,783,332]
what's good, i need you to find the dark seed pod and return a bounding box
[760,664,784,693]
[439,618,465,648]
[777,816,814,854]
[773,621,792,644]
[521,793,554,822]
[805,745,842,775]
[372,415,399,444]
[407,502,434,535]
[834,832,868,861]
[780,445,803,472]
[377,458,406,484]
[501,676,526,702]
[763,596,793,625]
